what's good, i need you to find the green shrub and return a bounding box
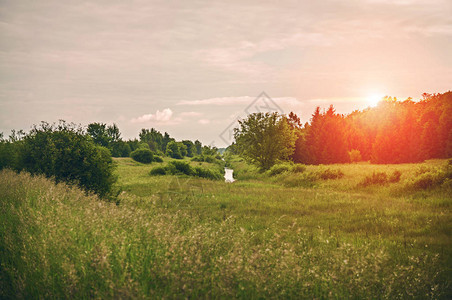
[405,164,451,190]
[388,170,402,183]
[148,160,223,180]
[167,160,194,175]
[15,121,117,198]
[149,166,167,176]
[359,172,388,187]
[268,163,292,176]
[414,165,432,176]
[0,141,19,170]
[317,168,344,180]
[130,148,154,164]
[410,173,440,189]
[192,155,217,164]
[193,167,223,180]
[359,170,402,187]
[292,164,306,173]
[153,156,164,163]
[138,142,150,149]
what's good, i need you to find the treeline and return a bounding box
[232,91,452,169]
[84,123,216,160]
[0,121,217,198]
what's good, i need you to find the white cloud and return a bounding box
[131,108,173,123]
[198,119,210,125]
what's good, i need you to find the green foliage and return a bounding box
[388,170,402,183]
[191,154,219,164]
[166,141,183,159]
[360,172,388,186]
[359,170,402,187]
[149,166,167,175]
[153,156,164,163]
[234,112,296,170]
[193,166,223,180]
[292,164,307,173]
[138,142,150,149]
[110,141,131,157]
[148,160,223,180]
[87,122,110,147]
[202,145,219,156]
[181,140,195,157]
[268,163,292,176]
[0,141,19,170]
[405,163,451,190]
[15,121,117,198]
[167,160,193,175]
[316,167,344,180]
[130,148,154,164]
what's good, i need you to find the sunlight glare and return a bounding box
[366,93,384,107]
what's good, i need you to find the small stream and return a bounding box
[224,168,235,183]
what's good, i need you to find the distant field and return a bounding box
[1,158,451,298]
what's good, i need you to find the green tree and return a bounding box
[87,123,110,147]
[166,141,182,159]
[181,140,195,157]
[194,140,202,155]
[177,142,188,157]
[234,112,296,170]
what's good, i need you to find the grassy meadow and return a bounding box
[1,157,451,298]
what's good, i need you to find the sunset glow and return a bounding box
[366,94,384,107]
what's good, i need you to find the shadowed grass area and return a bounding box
[1,158,451,298]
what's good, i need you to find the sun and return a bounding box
[366,93,384,107]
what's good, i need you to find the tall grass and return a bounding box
[1,158,451,298]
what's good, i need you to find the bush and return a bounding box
[268,163,292,176]
[405,164,451,190]
[359,170,402,187]
[167,160,194,175]
[150,166,167,176]
[317,168,344,180]
[192,155,217,164]
[149,160,223,180]
[359,172,388,187]
[388,170,402,183]
[14,121,117,198]
[292,164,306,173]
[153,156,164,163]
[0,141,19,170]
[193,167,223,180]
[130,148,154,164]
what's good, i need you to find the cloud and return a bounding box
[131,108,173,123]
[198,119,210,125]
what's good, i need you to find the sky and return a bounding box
[1,0,451,147]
